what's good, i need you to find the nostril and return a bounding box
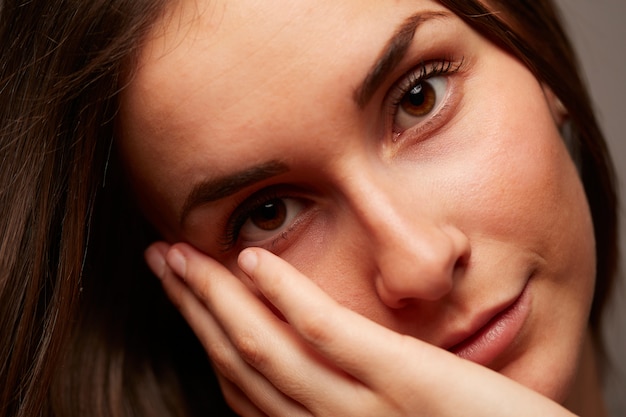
[372,226,470,307]
[454,250,470,270]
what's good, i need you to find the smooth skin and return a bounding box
[145,243,577,417]
[124,0,603,414]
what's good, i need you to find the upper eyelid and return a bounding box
[217,58,465,250]
[354,11,454,108]
[219,185,311,251]
[218,190,279,250]
[383,58,465,130]
[388,59,462,106]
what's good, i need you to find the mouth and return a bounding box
[447,282,532,366]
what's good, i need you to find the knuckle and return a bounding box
[184,263,218,304]
[298,311,332,347]
[234,333,267,369]
[208,343,240,381]
[193,275,213,300]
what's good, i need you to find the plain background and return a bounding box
[551,0,626,415]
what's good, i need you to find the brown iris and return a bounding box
[250,199,287,230]
[399,81,437,117]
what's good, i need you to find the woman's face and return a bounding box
[119,0,596,403]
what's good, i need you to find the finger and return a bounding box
[209,334,313,417]
[238,247,432,388]
[216,371,318,417]
[148,242,310,416]
[216,373,270,417]
[144,241,171,279]
[163,244,322,416]
[164,243,366,414]
[150,245,574,417]
[237,249,581,417]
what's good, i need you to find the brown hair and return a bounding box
[0,0,617,416]
[1,0,225,416]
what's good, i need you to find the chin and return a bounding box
[498,331,587,404]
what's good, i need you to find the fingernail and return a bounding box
[167,248,187,279]
[145,246,166,279]
[238,249,258,275]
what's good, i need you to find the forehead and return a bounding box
[117,0,463,232]
[122,0,450,137]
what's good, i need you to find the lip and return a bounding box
[447,282,532,366]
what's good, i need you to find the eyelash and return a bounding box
[219,188,290,251]
[218,59,464,251]
[388,58,464,122]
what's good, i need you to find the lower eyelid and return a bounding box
[239,197,306,242]
[394,76,448,133]
[393,78,459,142]
[387,64,465,139]
[220,191,292,249]
[239,203,317,253]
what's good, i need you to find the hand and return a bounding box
[145,242,576,417]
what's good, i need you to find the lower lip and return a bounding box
[450,284,531,366]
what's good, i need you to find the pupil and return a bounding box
[400,81,435,117]
[259,203,278,220]
[251,199,287,230]
[408,84,425,106]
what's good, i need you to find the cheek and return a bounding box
[270,213,386,319]
[450,61,589,253]
[446,63,595,398]
[459,115,594,290]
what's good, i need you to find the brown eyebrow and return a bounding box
[180,160,289,224]
[353,11,451,108]
[179,11,450,225]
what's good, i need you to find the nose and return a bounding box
[348,182,471,309]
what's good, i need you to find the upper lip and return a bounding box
[440,288,526,351]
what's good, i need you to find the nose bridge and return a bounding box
[341,167,470,307]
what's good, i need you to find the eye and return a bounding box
[237,197,306,244]
[388,59,463,134]
[394,76,447,131]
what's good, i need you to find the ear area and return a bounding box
[542,85,581,172]
[542,85,569,128]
